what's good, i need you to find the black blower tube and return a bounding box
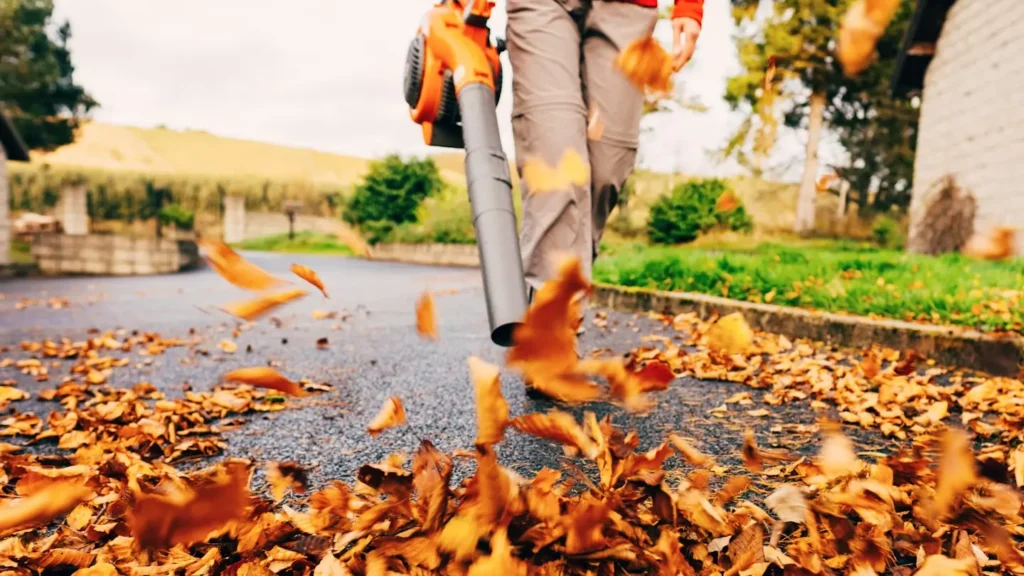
[457,82,528,347]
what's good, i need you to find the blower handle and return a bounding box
[457,82,528,346]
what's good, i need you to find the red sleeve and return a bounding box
[672,0,704,26]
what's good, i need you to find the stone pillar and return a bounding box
[223,196,246,243]
[0,145,9,266]
[58,184,89,235]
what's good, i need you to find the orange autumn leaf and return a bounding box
[266,462,309,503]
[705,312,754,355]
[416,291,438,341]
[469,357,508,446]
[933,428,978,519]
[962,226,1016,261]
[669,433,714,467]
[521,148,590,195]
[331,225,372,259]
[715,191,739,213]
[837,0,902,76]
[576,358,651,414]
[128,460,251,550]
[202,240,285,292]
[0,480,90,536]
[468,527,527,576]
[367,397,406,437]
[914,554,976,576]
[222,288,307,321]
[615,37,673,94]
[510,410,598,460]
[764,55,777,91]
[291,264,328,298]
[507,256,593,398]
[223,367,307,397]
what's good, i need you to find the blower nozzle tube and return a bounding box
[457,82,528,347]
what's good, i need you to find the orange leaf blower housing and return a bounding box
[404,0,504,148]
[404,0,527,347]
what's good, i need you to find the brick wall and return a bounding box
[0,144,9,266]
[908,0,1024,252]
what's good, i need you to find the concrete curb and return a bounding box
[369,243,480,268]
[592,284,1024,377]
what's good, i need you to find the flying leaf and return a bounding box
[818,428,864,480]
[469,357,508,446]
[468,527,527,576]
[510,410,598,460]
[615,37,673,94]
[715,191,739,213]
[128,461,251,550]
[331,225,373,258]
[367,397,406,437]
[669,434,714,467]
[266,462,309,503]
[223,367,307,396]
[291,264,328,298]
[933,428,977,518]
[705,313,754,355]
[521,149,590,195]
[587,106,605,141]
[202,240,285,291]
[765,484,808,524]
[416,291,438,341]
[222,288,307,321]
[412,439,452,532]
[837,0,902,76]
[0,480,91,536]
[962,226,1017,261]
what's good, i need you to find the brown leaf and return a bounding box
[914,554,976,576]
[615,37,673,94]
[893,349,919,376]
[0,480,90,536]
[416,291,438,341]
[741,428,762,472]
[469,357,508,445]
[837,0,901,76]
[314,553,352,576]
[468,527,527,576]
[291,264,328,298]
[473,444,512,524]
[37,549,95,569]
[669,434,715,467]
[203,240,285,291]
[510,410,598,460]
[859,353,881,379]
[727,523,765,570]
[521,149,589,195]
[266,462,309,503]
[73,563,118,576]
[367,397,406,437]
[222,288,308,321]
[412,439,452,532]
[128,460,251,550]
[706,313,754,355]
[934,428,977,518]
[223,367,307,396]
[714,476,751,507]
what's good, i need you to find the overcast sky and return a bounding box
[52,0,826,178]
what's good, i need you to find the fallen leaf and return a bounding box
[367,397,406,437]
[510,410,598,460]
[222,288,308,321]
[73,563,118,576]
[314,553,351,576]
[202,240,285,291]
[223,367,307,396]
[266,462,309,503]
[291,264,329,298]
[913,554,975,576]
[0,480,91,536]
[468,527,527,576]
[469,357,508,446]
[218,340,237,354]
[416,291,438,341]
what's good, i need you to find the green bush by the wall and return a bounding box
[646,178,753,244]
[343,154,442,228]
[158,203,195,230]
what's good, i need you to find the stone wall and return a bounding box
[32,233,199,276]
[908,0,1024,253]
[0,143,8,266]
[370,243,480,267]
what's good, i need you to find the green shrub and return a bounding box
[646,178,752,244]
[343,154,442,227]
[157,203,194,230]
[871,215,904,249]
[390,183,477,245]
[360,220,397,245]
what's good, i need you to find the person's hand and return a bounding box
[671,17,701,72]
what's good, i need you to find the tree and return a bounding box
[343,154,443,227]
[0,0,96,150]
[724,0,918,231]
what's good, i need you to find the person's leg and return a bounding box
[582,1,658,261]
[507,0,592,294]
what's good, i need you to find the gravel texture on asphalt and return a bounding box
[0,252,878,491]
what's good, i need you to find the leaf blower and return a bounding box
[404,0,528,347]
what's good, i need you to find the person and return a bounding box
[507,0,703,322]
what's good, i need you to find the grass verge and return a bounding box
[10,239,33,265]
[232,231,354,256]
[593,242,1024,333]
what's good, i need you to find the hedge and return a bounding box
[7,164,347,221]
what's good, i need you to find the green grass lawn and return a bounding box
[9,239,33,265]
[593,242,1024,333]
[232,231,354,256]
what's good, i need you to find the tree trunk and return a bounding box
[794,91,826,235]
[836,179,849,219]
